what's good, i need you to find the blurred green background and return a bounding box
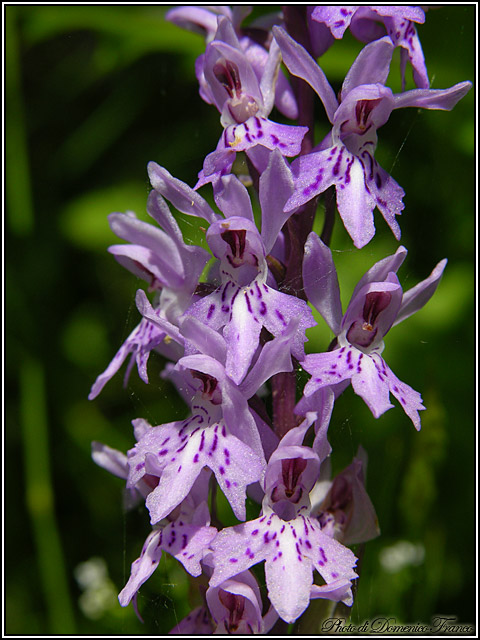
[5,5,475,635]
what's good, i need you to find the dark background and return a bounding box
[5,5,475,634]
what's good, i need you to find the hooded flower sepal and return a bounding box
[206,569,279,634]
[310,447,380,546]
[170,606,214,635]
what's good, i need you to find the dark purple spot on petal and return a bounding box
[333,146,344,176]
[245,292,253,314]
[207,304,215,320]
[210,434,218,453]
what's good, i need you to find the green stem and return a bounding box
[20,357,76,633]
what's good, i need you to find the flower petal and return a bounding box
[303,232,343,335]
[148,162,219,224]
[259,149,295,254]
[341,37,393,98]
[272,26,338,123]
[393,81,472,111]
[394,258,447,327]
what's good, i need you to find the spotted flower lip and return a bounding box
[118,468,217,609]
[127,407,265,524]
[301,232,447,429]
[273,27,472,248]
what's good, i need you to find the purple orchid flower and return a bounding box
[88,189,210,399]
[170,569,279,634]
[194,16,308,189]
[183,214,315,384]
[205,569,279,634]
[301,232,447,429]
[310,446,380,546]
[273,27,472,248]
[209,416,358,623]
[140,157,314,386]
[166,6,298,119]
[124,314,302,524]
[311,5,429,89]
[118,468,217,611]
[124,311,302,525]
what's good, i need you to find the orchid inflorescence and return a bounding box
[89,6,471,633]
